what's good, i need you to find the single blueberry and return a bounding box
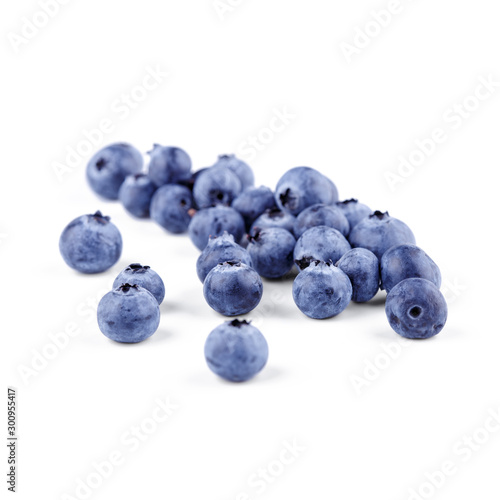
[293,203,350,239]
[113,263,165,304]
[335,248,380,303]
[336,199,372,231]
[147,144,192,187]
[380,244,441,293]
[119,173,157,218]
[349,211,416,260]
[250,207,296,235]
[97,283,160,343]
[188,206,245,251]
[86,143,143,200]
[247,228,296,279]
[204,319,268,382]
[193,165,242,209]
[385,278,447,339]
[196,232,253,283]
[231,186,276,229]
[274,167,339,215]
[293,225,351,272]
[150,184,194,234]
[292,261,352,319]
[59,211,122,274]
[203,261,263,316]
[213,154,255,189]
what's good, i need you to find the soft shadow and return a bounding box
[186,366,285,387]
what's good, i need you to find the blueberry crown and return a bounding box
[266,207,285,219]
[229,319,251,328]
[126,263,150,273]
[340,198,358,205]
[92,211,110,223]
[370,210,389,220]
[118,283,139,293]
[220,260,241,267]
[218,153,235,160]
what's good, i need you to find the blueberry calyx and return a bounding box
[126,263,151,272]
[218,154,234,160]
[280,188,296,209]
[295,257,313,270]
[221,260,241,267]
[92,211,110,223]
[247,229,261,243]
[409,306,423,319]
[266,207,284,219]
[119,283,139,293]
[229,319,251,328]
[370,210,389,220]
[95,158,107,171]
[133,173,147,180]
[340,198,358,205]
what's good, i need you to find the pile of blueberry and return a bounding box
[58,142,448,383]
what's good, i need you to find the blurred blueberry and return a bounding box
[247,228,296,278]
[232,186,276,228]
[113,263,165,304]
[213,154,254,189]
[349,211,416,260]
[150,184,193,234]
[204,320,268,382]
[250,207,296,235]
[86,143,143,200]
[275,167,338,215]
[294,226,351,271]
[292,261,352,319]
[97,284,160,343]
[336,248,380,303]
[188,206,245,251]
[293,203,350,239]
[385,278,447,339]
[336,199,372,231]
[193,165,242,209]
[381,244,441,293]
[203,261,263,316]
[196,232,253,283]
[59,211,122,274]
[147,144,192,186]
[119,173,157,218]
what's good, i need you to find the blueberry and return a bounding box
[150,184,193,234]
[147,144,192,187]
[59,211,122,274]
[250,207,296,235]
[349,211,416,260]
[380,244,441,293]
[293,226,351,271]
[118,173,157,218]
[188,206,245,251]
[203,261,263,316]
[247,228,296,278]
[196,232,253,283]
[293,203,350,239]
[97,283,160,343]
[213,154,254,189]
[193,165,242,209]
[86,143,143,200]
[231,186,276,229]
[385,278,447,339]
[275,167,339,215]
[113,263,165,304]
[292,261,352,319]
[336,199,372,231]
[335,248,380,303]
[204,319,268,382]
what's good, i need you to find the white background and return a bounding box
[2,1,500,499]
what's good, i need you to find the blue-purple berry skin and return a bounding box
[113,263,165,304]
[336,248,380,303]
[119,173,157,218]
[196,232,253,283]
[203,261,263,316]
[59,211,122,274]
[293,203,350,239]
[385,278,447,339]
[336,199,372,231]
[193,165,242,209]
[381,244,441,293]
[188,206,245,251]
[204,320,268,382]
[349,211,416,260]
[293,225,351,272]
[147,144,192,187]
[86,143,143,200]
[292,261,352,319]
[250,208,296,236]
[232,186,276,229]
[150,184,193,234]
[213,154,255,190]
[97,284,160,343]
